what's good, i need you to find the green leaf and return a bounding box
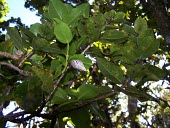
[39,23,54,40]
[104,10,116,19]
[19,26,36,39]
[48,0,67,20]
[51,87,68,104]
[113,12,125,23]
[136,36,160,58]
[93,12,106,31]
[29,23,41,36]
[63,3,90,26]
[32,37,63,55]
[85,18,100,41]
[134,16,148,33]
[114,85,157,102]
[50,59,63,78]
[68,108,91,128]
[15,77,42,112]
[7,27,25,51]
[143,65,167,81]
[0,40,14,53]
[32,37,49,51]
[101,30,128,42]
[54,22,73,43]
[64,4,73,13]
[127,64,147,81]
[32,66,53,92]
[97,86,112,94]
[29,54,44,68]
[69,36,88,55]
[97,57,124,84]
[77,84,99,100]
[69,54,92,70]
[122,24,136,35]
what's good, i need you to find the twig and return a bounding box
[62,91,116,112]
[81,42,94,54]
[45,66,71,103]
[0,51,20,61]
[18,51,34,67]
[1,91,115,123]
[45,42,93,104]
[0,62,30,77]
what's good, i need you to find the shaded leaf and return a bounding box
[52,87,68,104]
[30,23,41,36]
[77,84,99,100]
[0,40,14,53]
[19,26,36,39]
[122,24,136,35]
[32,66,53,92]
[113,12,125,22]
[69,35,88,55]
[50,59,63,78]
[15,77,42,112]
[32,37,63,55]
[97,57,124,84]
[68,108,91,128]
[101,30,128,41]
[7,27,25,51]
[85,18,100,41]
[136,36,160,58]
[148,65,166,80]
[134,16,148,33]
[114,85,158,102]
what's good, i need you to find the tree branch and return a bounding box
[0,91,116,123]
[0,62,30,77]
[18,51,34,67]
[62,91,116,112]
[0,51,20,61]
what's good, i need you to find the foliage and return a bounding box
[0,0,170,127]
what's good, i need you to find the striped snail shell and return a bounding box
[71,60,86,71]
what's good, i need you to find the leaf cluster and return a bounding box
[0,0,169,127]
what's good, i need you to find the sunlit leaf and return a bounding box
[49,0,67,20]
[63,3,90,26]
[54,22,73,43]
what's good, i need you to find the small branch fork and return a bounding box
[0,42,94,123]
[0,62,30,77]
[45,42,94,104]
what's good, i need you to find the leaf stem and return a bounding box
[62,43,69,73]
